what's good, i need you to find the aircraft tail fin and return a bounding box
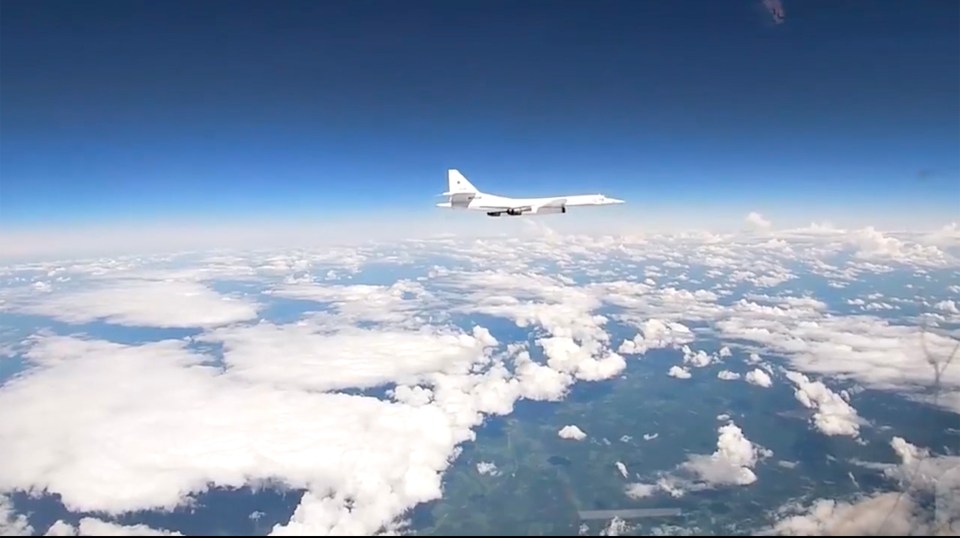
[447,169,479,194]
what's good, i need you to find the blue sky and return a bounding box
[1,0,957,236]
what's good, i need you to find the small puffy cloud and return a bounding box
[625,483,657,499]
[391,385,433,407]
[600,516,630,536]
[558,425,587,441]
[668,365,692,379]
[31,281,52,293]
[935,300,959,314]
[679,422,770,486]
[654,477,686,498]
[616,461,628,478]
[745,212,772,231]
[617,319,695,355]
[718,370,741,381]
[745,368,773,388]
[785,371,860,437]
[682,345,717,368]
[476,462,499,476]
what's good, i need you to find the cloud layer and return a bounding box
[0,223,956,535]
[2,279,259,328]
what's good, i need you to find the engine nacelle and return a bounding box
[487,205,566,217]
[488,209,526,217]
[534,205,566,214]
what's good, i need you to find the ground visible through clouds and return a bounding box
[0,223,958,536]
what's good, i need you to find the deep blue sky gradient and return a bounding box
[1,0,958,228]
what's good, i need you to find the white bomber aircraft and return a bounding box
[436,169,625,217]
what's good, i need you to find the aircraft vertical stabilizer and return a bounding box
[447,169,478,194]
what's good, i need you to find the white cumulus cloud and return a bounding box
[935,299,959,314]
[785,371,861,437]
[616,461,628,478]
[625,483,657,499]
[745,368,773,388]
[681,345,717,368]
[718,370,741,381]
[617,319,695,355]
[476,462,499,476]
[746,212,772,231]
[0,334,482,534]
[679,422,771,486]
[559,425,587,441]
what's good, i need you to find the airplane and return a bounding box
[436,169,625,217]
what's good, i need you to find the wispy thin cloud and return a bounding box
[763,0,785,24]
